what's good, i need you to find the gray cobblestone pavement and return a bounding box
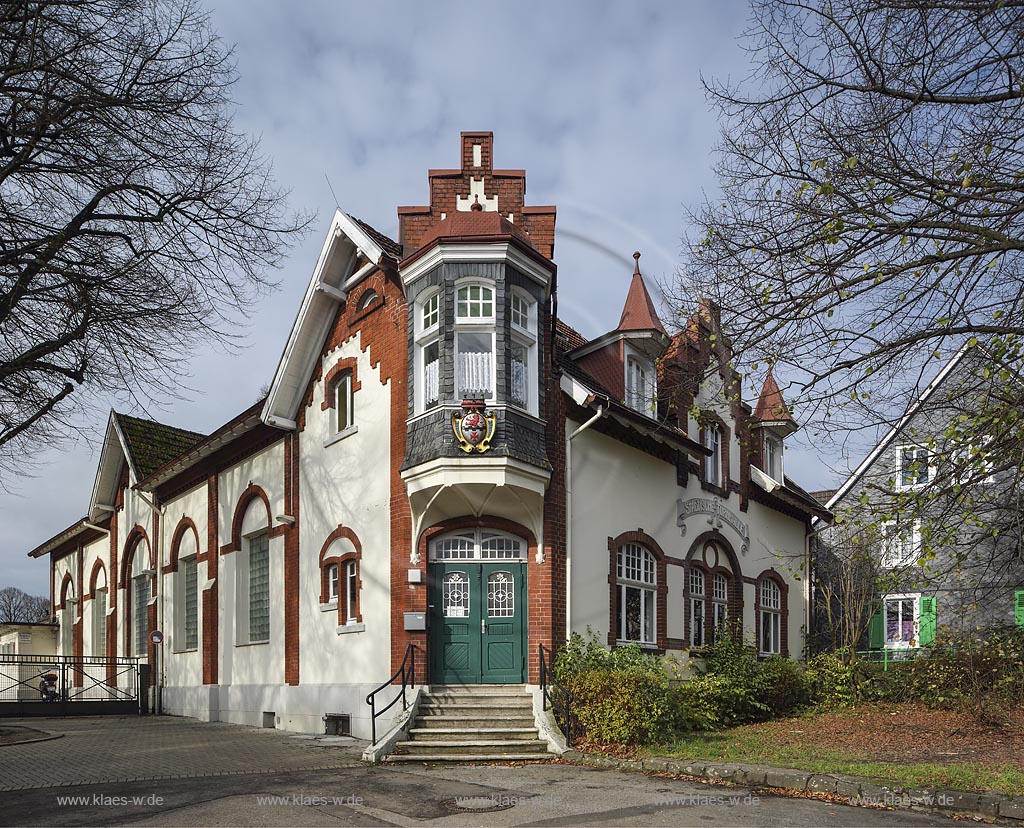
[0,716,364,790]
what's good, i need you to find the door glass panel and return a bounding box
[443,572,470,617]
[487,571,515,618]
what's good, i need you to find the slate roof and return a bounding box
[555,319,588,352]
[113,413,206,480]
[351,215,403,261]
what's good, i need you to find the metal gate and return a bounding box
[0,654,144,717]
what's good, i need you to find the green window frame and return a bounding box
[1015,590,1024,627]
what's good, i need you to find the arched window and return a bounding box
[90,564,108,658]
[356,289,378,311]
[759,578,782,655]
[455,283,495,400]
[330,370,353,433]
[688,567,705,647]
[616,543,656,645]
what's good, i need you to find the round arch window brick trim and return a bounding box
[165,516,201,574]
[87,558,108,601]
[318,525,363,624]
[606,528,668,650]
[684,531,744,643]
[119,524,152,589]
[321,357,362,411]
[220,483,280,556]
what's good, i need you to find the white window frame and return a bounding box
[344,559,358,625]
[882,592,921,649]
[327,562,339,603]
[688,567,705,648]
[703,424,722,487]
[711,572,728,641]
[429,528,527,562]
[953,436,995,486]
[764,434,784,482]
[759,579,782,656]
[509,289,537,415]
[332,371,354,434]
[880,520,920,569]
[897,445,934,490]
[415,291,442,413]
[625,352,655,415]
[616,543,657,647]
[455,281,496,403]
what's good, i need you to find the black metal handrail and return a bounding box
[539,643,572,745]
[365,644,416,745]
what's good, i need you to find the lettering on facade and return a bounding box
[676,497,750,555]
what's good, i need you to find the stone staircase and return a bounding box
[383,685,551,763]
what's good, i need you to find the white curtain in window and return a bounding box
[511,354,527,407]
[424,355,439,404]
[458,351,493,396]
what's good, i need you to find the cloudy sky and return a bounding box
[1,0,854,595]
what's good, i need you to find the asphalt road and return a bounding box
[0,717,958,827]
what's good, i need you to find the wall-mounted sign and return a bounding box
[677,497,750,555]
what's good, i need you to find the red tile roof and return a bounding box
[415,209,536,251]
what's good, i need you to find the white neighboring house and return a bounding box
[26,133,829,739]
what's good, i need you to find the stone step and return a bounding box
[420,702,531,716]
[394,739,549,757]
[424,691,531,704]
[408,727,540,741]
[383,752,553,764]
[416,715,536,729]
[429,684,527,695]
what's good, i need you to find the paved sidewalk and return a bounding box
[0,716,365,790]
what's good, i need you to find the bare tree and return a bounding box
[0,0,309,485]
[0,587,50,623]
[676,0,1024,583]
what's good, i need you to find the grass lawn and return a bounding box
[643,704,1024,796]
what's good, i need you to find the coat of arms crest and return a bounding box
[452,398,496,453]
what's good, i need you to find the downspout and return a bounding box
[565,402,607,642]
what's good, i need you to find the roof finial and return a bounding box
[633,250,641,276]
[471,193,483,211]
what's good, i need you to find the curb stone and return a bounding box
[566,752,1024,822]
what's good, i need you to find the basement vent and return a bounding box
[324,713,351,736]
[262,711,276,729]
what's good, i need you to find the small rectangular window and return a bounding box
[345,561,358,625]
[765,435,783,481]
[511,341,528,408]
[423,340,440,408]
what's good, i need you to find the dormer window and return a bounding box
[510,289,537,414]
[764,434,784,482]
[415,292,441,412]
[455,283,495,400]
[626,355,654,414]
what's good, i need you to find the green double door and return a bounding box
[428,562,526,684]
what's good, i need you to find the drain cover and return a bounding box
[443,796,517,813]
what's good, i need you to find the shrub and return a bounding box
[804,650,859,708]
[553,629,665,683]
[566,668,673,744]
[755,656,809,717]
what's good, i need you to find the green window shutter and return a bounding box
[868,598,884,650]
[918,595,937,646]
[1015,590,1024,627]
